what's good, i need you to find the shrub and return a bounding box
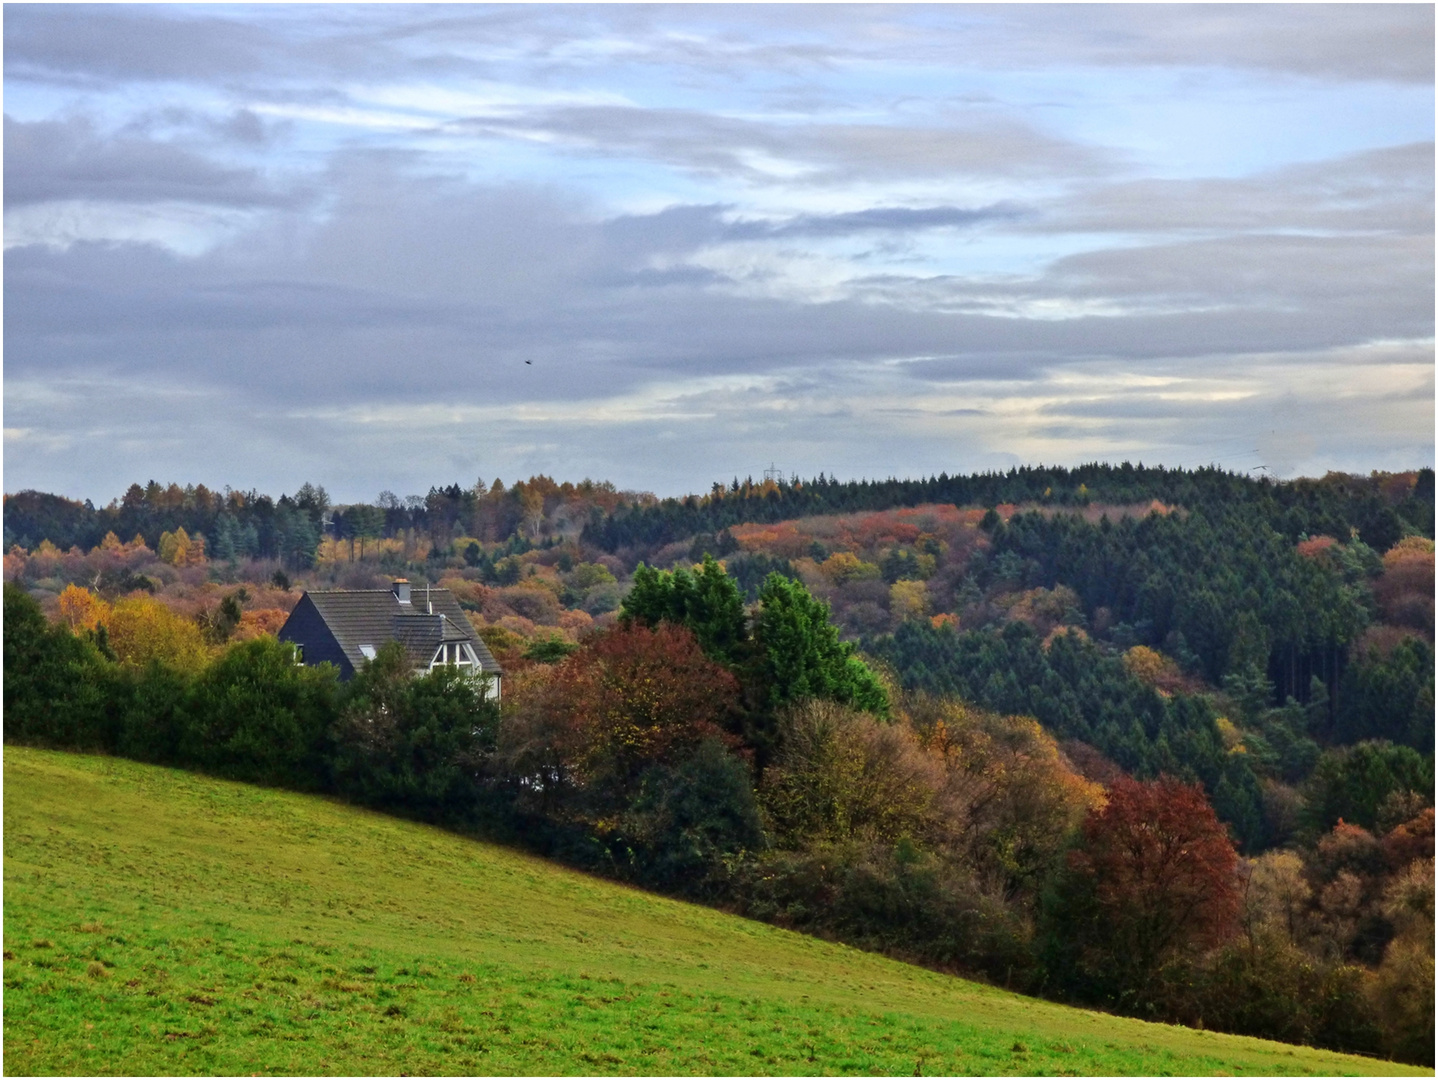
[330,643,500,821]
[3,583,116,751]
[182,636,340,788]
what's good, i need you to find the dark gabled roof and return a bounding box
[298,588,501,675]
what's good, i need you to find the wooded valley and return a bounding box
[5,464,1433,1065]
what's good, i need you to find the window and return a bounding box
[432,642,477,668]
[359,644,376,660]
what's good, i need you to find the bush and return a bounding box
[330,643,500,821]
[3,583,116,750]
[183,637,340,789]
[733,841,1034,987]
[623,739,765,896]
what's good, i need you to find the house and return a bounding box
[279,578,502,698]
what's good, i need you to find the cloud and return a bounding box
[3,6,1431,501]
[3,6,282,85]
[3,115,299,209]
[1039,142,1435,236]
[451,104,1114,184]
[987,5,1435,84]
[725,204,1027,239]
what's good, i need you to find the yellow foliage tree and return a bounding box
[57,584,112,633]
[106,595,210,671]
[889,579,929,622]
[820,551,881,584]
[158,527,207,566]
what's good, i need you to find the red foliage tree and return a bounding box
[547,622,742,799]
[1057,775,1241,1006]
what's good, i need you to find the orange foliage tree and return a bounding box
[514,622,742,808]
[1046,775,1240,1010]
[57,584,111,633]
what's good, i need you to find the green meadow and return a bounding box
[4,747,1424,1076]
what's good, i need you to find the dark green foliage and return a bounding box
[867,619,1225,788]
[623,739,765,896]
[881,547,928,584]
[724,552,799,601]
[733,842,1034,988]
[753,574,889,718]
[182,637,340,789]
[987,507,1368,695]
[1212,756,1266,852]
[582,464,1434,556]
[1336,638,1435,753]
[3,583,114,750]
[1303,741,1435,834]
[622,556,749,667]
[112,661,190,766]
[522,635,580,663]
[328,643,501,821]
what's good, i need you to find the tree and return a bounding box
[57,583,111,633]
[621,555,749,667]
[760,699,939,849]
[753,573,888,718]
[1045,775,1241,1013]
[330,642,500,819]
[545,623,742,806]
[105,595,211,672]
[622,738,766,895]
[3,582,115,750]
[182,637,340,788]
[1303,741,1435,834]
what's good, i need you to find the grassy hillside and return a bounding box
[4,748,1422,1076]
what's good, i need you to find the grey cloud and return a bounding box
[7,5,1428,102]
[7,161,1429,409]
[1040,142,1435,236]
[452,105,1113,182]
[3,115,299,208]
[728,204,1026,239]
[594,202,1024,252]
[3,6,281,84]
[955,4,1434,84]
[1044,233,1432,323]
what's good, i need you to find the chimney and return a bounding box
[393,578,411,605]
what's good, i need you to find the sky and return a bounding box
[4,4,1434,506]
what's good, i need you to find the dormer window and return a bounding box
[432,642,476,668]
[359,644,377,661]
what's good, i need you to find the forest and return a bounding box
[4,463,1433,1064]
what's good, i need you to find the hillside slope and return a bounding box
[4,748,1422,1076]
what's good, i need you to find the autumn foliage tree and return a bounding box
[105,594,211,672]
[521,622,743,810]
[1044,775,1241,1014]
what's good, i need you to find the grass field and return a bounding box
[4,747,1425,1076]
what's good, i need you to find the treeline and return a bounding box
[3,481,331,566]
[10,465,1430,574]
[2,476,651,566]
[582,465,1434,554]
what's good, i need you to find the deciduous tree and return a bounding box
[1045,775,1240,1012]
